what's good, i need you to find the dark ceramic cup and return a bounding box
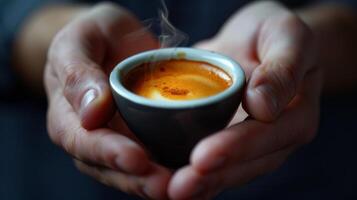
[109,47,245,168]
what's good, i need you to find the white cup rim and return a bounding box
[109,47,245,109]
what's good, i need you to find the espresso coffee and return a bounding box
[123,59,232,101]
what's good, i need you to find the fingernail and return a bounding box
[255,84,279,114]
[206,156,226,172]
[81,89,97,111]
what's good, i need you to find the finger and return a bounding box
[190,115,302,174]
[193,2,295,79]
[47,88,150,175]
[48,3,158,129]
[169,147,294,200]
[193,39,259,79]
[48,20,114,129]
[87,3,159,70]
[167,166,204,200]
[196,2,316,122]
[74,160,171,200]
[190,119,284,174]
[191,69,321,174]
[244,6,316,121]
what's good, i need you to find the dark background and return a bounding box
[1,0,357,199]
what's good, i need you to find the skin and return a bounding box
[169,2,321,199]
[11,1,357,200]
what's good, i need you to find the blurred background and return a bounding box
[1,0,357,199]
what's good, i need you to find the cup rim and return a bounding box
[109,47,245,109]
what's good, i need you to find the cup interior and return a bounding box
[110,47,245,109]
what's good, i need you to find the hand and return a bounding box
[168,1,321,199]
[44,3,171,199]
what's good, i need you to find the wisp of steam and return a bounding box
[140,0,188,48]
[156,0,188,47]
[118,0,188,76]
[119,0,188,49]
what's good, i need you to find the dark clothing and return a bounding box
[1,0,357,200]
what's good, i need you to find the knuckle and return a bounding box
[116,143,142,167]
[63,61,101,89]
[47,118,83,160]
[262,61,298,100]
[63,64,87,97]
[46,106,66,147]
[64,64,83,88]
[90,134,104,163]
[62,132,76,155]
[62,62,103,108]
[61,128,81,157]
[91,134,117,167]
[46,118,65,147]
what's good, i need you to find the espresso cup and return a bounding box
[110,47,245,168]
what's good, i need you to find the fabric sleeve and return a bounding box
[0,0,72,95]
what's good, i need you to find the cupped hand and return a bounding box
[168,1,322,199]
[44,3,171,199]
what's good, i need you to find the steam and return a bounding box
[140,0,188,48]
[120,0,188,50]
[119,1,188,95]
[156,0,188,47]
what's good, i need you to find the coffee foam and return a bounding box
[124,60,232,101]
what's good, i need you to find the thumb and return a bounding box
[243,15,315,121]
[62,63,115,129]
[244,59,299,121]
[48,25,114,130]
